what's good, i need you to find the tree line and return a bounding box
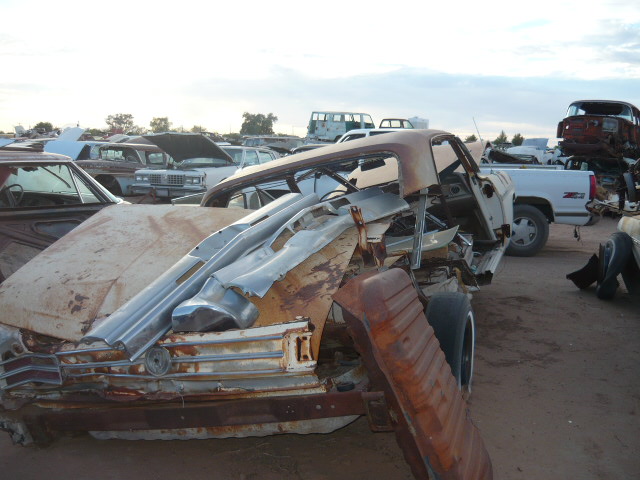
[464,131,525,146]
[8,112,279,138]
[7,116,524,145]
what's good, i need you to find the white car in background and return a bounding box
[336,128,406,143]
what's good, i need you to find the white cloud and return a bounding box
[1,0,639,136]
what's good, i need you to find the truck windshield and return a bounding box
[567,102,633,121]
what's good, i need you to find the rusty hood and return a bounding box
[0,204,249,341]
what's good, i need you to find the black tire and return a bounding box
[97,176,123,196]
[425,292,475,391]
[596,231,633,300]
[506,204,550,257]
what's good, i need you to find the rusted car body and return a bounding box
[557,100,640,158]
[0,130,513,479]
[75,143,171,196]
[0,149,120,282]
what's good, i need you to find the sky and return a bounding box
[1,0,639,142]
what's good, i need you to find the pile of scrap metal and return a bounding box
[0,130,513,479]
[558,100,640,205]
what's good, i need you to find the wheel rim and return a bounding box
[511,216,537,247]
[460,311,475,390]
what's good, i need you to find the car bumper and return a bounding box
[130,184,206,198]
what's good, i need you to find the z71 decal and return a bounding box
[563,192,585,199]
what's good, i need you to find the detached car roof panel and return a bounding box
[202,129,449,205]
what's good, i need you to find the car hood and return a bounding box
[0,204,249,341]
[143,133,233,164]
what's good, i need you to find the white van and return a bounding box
[306,111,375,143]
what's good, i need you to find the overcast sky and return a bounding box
[1,0,639,142]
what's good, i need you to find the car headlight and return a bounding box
[135,175,149,182]
[602,118,618,132]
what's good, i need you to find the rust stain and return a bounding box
[165,344,198,357]
[251,228,358,358]
[68,293,89,315]
[334,269,493,480]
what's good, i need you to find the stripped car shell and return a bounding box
[0,130,511,480]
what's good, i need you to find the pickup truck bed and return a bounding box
[479,164,597,256]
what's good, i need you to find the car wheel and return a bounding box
[596,231,633,300]
[425,292,475,392]
[506,204,549,257]
[97,176,123,196]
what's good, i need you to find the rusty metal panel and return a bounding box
[10,390,370,442]
[250,227,358,358]
[1,321,323,399]
[334,268,492,480]
[0,204,249,341]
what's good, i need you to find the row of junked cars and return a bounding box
[1,98,639,478]
[0,129,512,479]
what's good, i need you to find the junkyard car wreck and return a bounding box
[0,130,513,480]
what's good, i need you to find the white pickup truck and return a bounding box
[479,164,598,256]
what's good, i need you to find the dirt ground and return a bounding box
[1,216,638,479]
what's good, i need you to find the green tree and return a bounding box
[240,112,278,135]
[190,125,206,133]
[128,125,147,135]
[494,130,508,144]
[512,133,524,146]
[105,113,135,134]
[464,134,478,143]
[150,117,172,133]
[33,121,53,132]
[86,128,105,137]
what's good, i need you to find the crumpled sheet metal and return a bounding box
[214,190,407,298]
[334,268,493,480]
[84,193,320,360]
[250,227,359,358]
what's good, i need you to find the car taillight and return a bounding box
[589,174,597,200]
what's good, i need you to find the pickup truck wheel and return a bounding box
[596,232,633,299]
[425,292,475,392]
[506,204,549,257]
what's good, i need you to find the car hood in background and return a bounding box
[143,133,233,164]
